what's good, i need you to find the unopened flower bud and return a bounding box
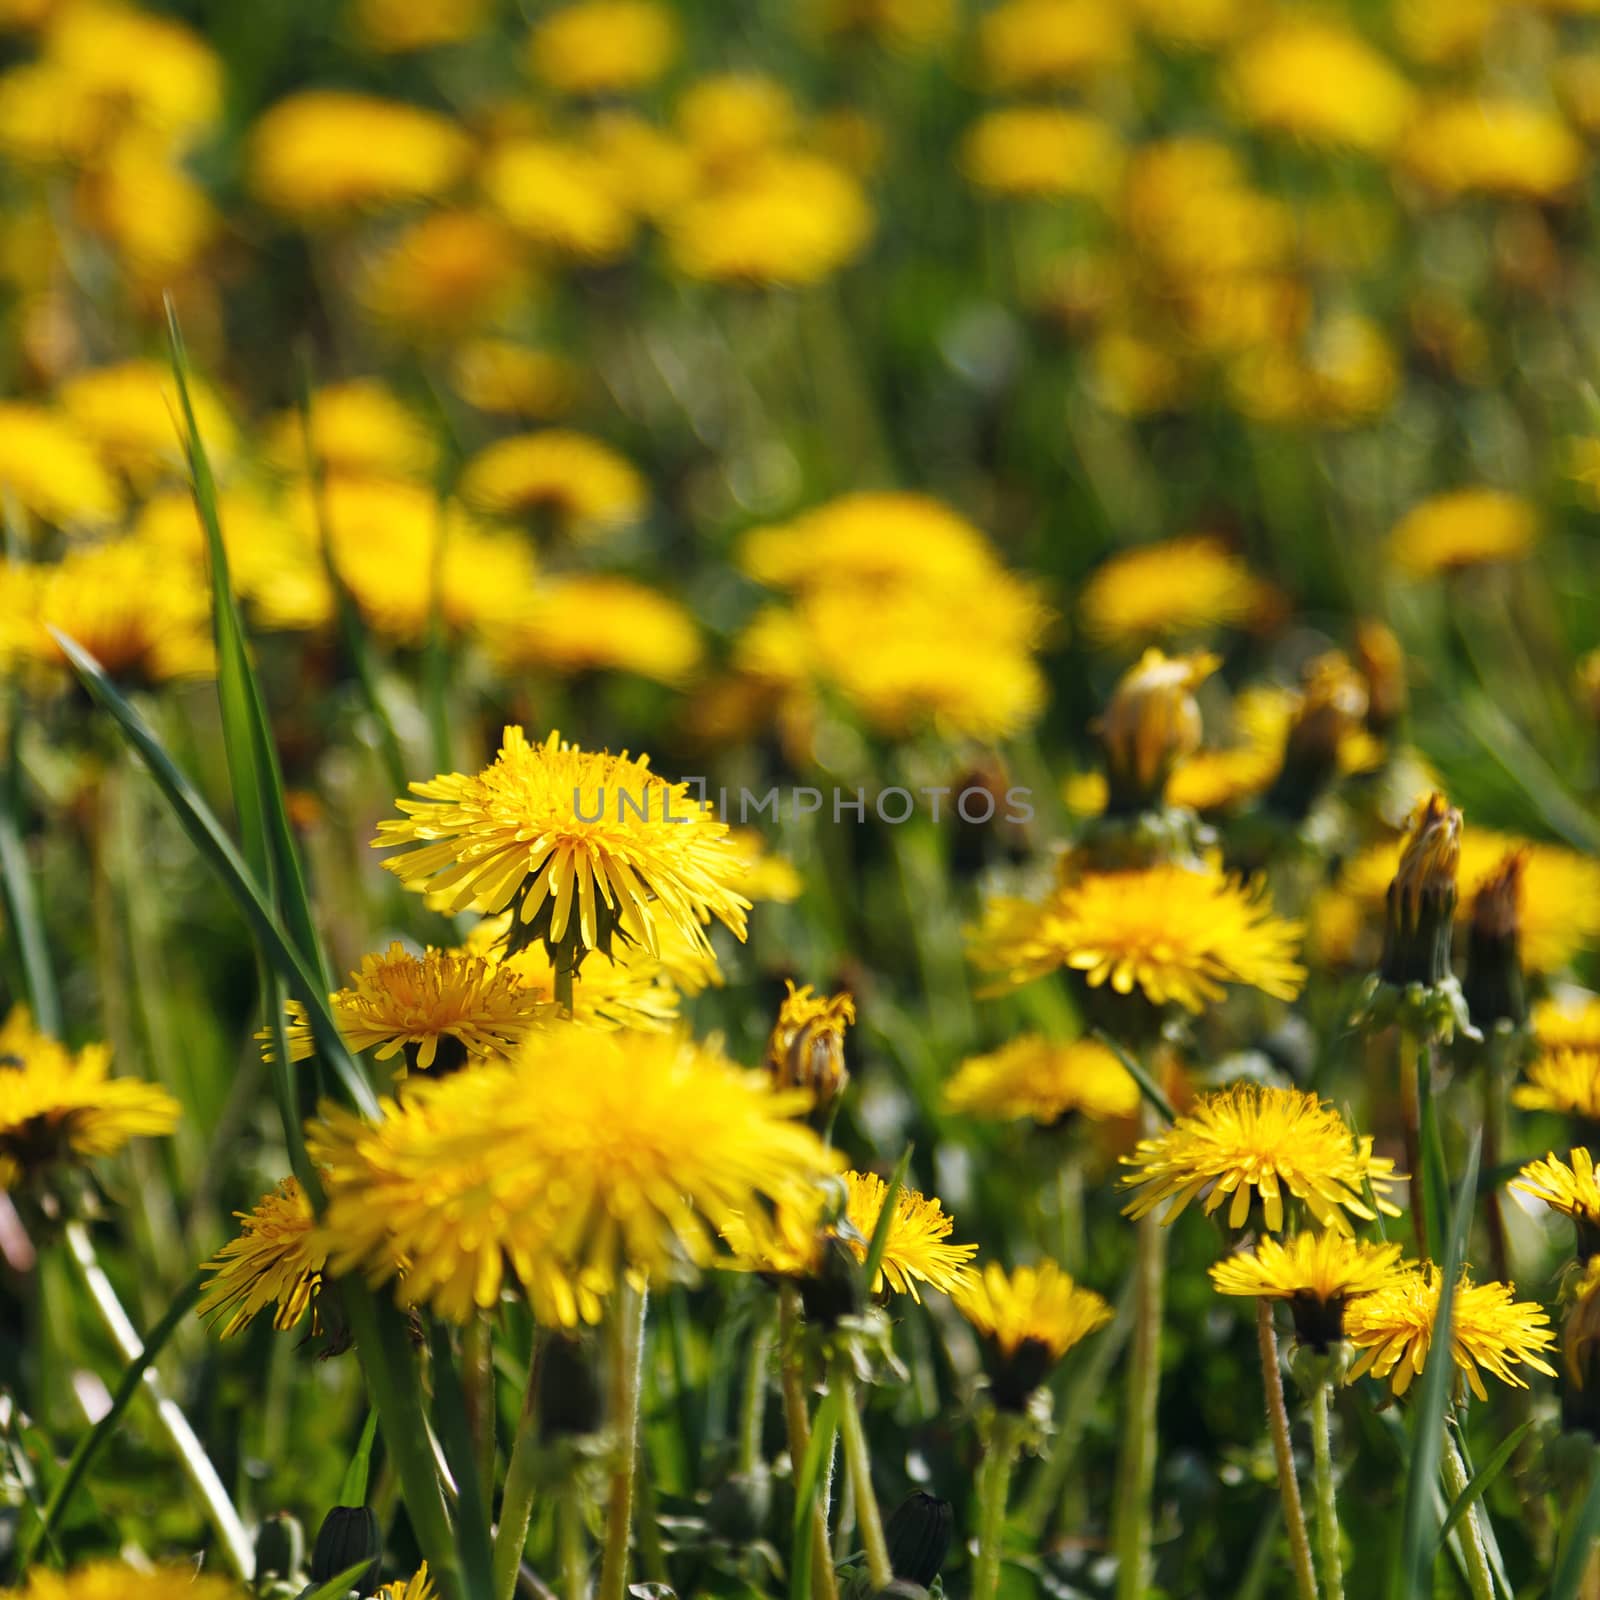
[309,1504,381,1593]
[885,1491,954,1587]
[1096,649,1218,816]
[1265,651,1368,821]
[1379,792,1461,989]
[798,1232,867,1327]
[1464,852,1527,1030]
[255,1511,305,1583]
[766,980,855,1117]
[1355,620,1408,735]
[538,1331,605,1437]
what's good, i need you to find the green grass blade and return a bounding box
[789,1386,841,1600]
[862,1145,913,1292]
[0,782,61,1038]
[49,628,377,1120]
[426,1321,494,1598]
[15,1272,203,1572]
[1091,1029,1177,1124]
[338,1409,381,1508]
[300,1560,379,1600]
[1435,1418,1533,1551]
[1414,1046,1451,1268]
[1395,1129,1481,1600]
[1552,1445,1600,1600]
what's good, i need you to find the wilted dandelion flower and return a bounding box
[491,576,702,685]
[56,360,233,486]
[374,727,750,961]
[1210,1232,1407,1348]
[0,1007,178,1190]
[969,859,1305,1011]
[249,91,471,220]
[352,0,486,51]
[1388,488,1538,578]
[955,1259,1112,1408]
[0,1563,244,1600]
[1401,97,1585,201]
[960,108,1123,201]
[1512,1150,1600,1256]
[1079,536,1269,650]
[0,403,121,527]
[357,210,526,337]
[978,0,1129,89]
[1345,1266,1556,1400]
[263,379,438,481]
[309,1027,838,1325]
[1096,647,1218,813]
[276,943,551,1072]
[458,429,646,536]
[482,138,637,261]
[197,1176,326,1338]
[766,980,854,1109]
[942,1035,1140,1125]
[1120,1084,1402,1233]
[528,0,677,96]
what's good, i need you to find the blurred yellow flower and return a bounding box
[1394,0,1502,64]
[458,429,647,535]
[264,379,438,481]
[815,0,956,50]
[528,0,678,96]
[135,484,303,607]
[585,110,697,218]
[676,73,798,170]
[483,138,637,261]
[0,402,121,526]
[1388,487,1537,577]
[357,210,527,336]
[491,575,703,685]
[351,0,487,52]
[1401,97,1584,201]
[1080,536,1268,649]
[1512,1148,1600,1234]
[56,360,232,486]
[249,91,471,220]
[198,1176,326,1338]
[450,340,579,417]
[0,1564,244,1600]
[1133,0,1256,48]
[80,132,217,285]
[961,107,1123,200]
[1092,329,1187,417]
[979,0,1130,89]
[942,1034,1140,1125]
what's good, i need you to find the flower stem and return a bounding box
[64,1221,254,1581]
[973,1412,1024,1600]
[561,1485,589,1600]
[1112,1194,1165,1600]
[554,935,577,1017]
[1309,1381,1343,1600]
[492,1330,546,1600]
[1399,1027,1426,1255]
[1256,1302,1318,1600]
[739,1301,776,1475]
[778,1287,838,1600]
[1441,1430,1495,1600]
[598,1280,648,1600]
[1482,1036,1511,1282]
[833,1357,892,1590]
[463,1313,496,1516]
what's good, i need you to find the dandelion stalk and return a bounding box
[463,1314,496,1524]
[492,1332,547,1600]
[832,1356,892,1591]
[1256,1302,1318,1600]
[740,1302,776,1475]
[778,1286,838,1600]
[973,1411,1024,1600]
[561,1485,589,1600]
[598,1280,648,1600]
[63,1221,254,1581]
[1441,1430,1495,1600]
[1399,1027,1426,1256]
[1308,1380,1343,1600]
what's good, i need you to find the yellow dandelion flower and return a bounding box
[676,73,798,170]
[357,210,527,337]
[451,340,579,418]
[955,1259,1111,1406]
[1120,1084,1402,1234]
[1401,97,1585,202]
[1535,992,1600,1050]
[0,1562,244,1600]
[197,1176,327,1338]
[374,726,750,961]
[584,109,697,218]
[1388,488,1538,578]
[1227,19,1415,154]
[374,1565,436,1600]
[727,829,804,905]
[1096,647,1218,812]
[0,1006,178,1191]
[1515,1050,1600,1121]
[135,485,297,606]
[960,107,1123,201]
[1210,1231,1407,1347]
[1512,1149,1600,1239]
[1133,0,1256,49]
[842,1169,977,1300]
[82,131,217,285]
[351,0,487,52]
[487,933,681,1032]
[942,1034,1140,1125]
[276,943,551,1072]
[815,0,957,50]
[249,91,471,220]
[458,430,647,536]
[528,0,677,96]
[56,360,233,486]
[309,1026,839,1325]
[0,403,121,527]
[968,859,1305,1011]
[490,576,702,686]
[1563,1257,1600,1395]
[483,138,637,261]
[979,0,1130,90]
[666,153,872,287]
[1345,1266,1556,1401]
[264,379,438,481]
[1080,536,1269,650]
[766,980,854,1106]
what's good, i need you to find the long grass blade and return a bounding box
[861,1145,912,1291]
[427,1321,494,1598]
[1436,1418,1533,1550]
[1091,1029,1177,1124]
[301,1560,380,1600]
[1552,1445,1600,1600]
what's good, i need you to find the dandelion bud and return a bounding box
[1378,792,1461,989]
[1355,620,1407,735]
[254,1512,305,1583]
[1095,649,1218,816]
[309,1504,381,1593]
[799,1232,868,1327]
[706,1463,773,1541]
[766,980,855,1116]
[1265,651,1368,821]
[1464,852,1527,1030]
[538,1332,604,1437]
[885,1492,954,1587]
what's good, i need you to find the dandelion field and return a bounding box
[10,1,1600,1598]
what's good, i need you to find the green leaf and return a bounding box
[1414,1041,1451,1268]
[299,1558,378,1600]
[790,1387,841,1600]
[338,1410,381,1508]
[15,1273,203,1572]
[426,1321,494,1599]
[1435,1418,1533,1551]
[48,627,379,1121]
[862,1145,913,1293]
[1090,1029,1177,1124]
[1394,1130,1481,1600]
[1552,1445,1600,1600]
